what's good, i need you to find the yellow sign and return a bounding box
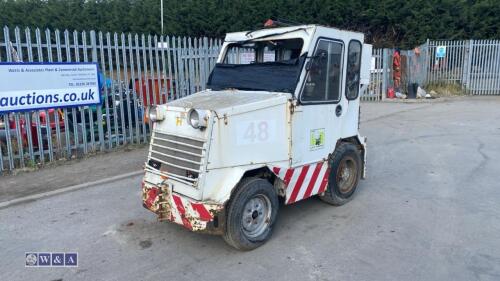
[310,128,325,150]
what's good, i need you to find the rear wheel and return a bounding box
[320,142,362,206]
[223,177,278,250]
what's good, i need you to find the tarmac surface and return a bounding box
[1,96,500,281]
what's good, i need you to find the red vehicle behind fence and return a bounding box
[133,77,175,107]
[1,109,65,149]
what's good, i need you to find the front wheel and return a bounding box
[320,142,362,206]
[223,177,279,251]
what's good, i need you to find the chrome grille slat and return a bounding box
[155,131,205,142]
[155,138,203,150]
[150,150,202,165]
[153,138,203,155]
[151,143,203,158]
[149,156,200,173]
[149,131,206,186]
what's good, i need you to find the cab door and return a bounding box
[291,38,346,166]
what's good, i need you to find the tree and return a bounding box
[0,0,498,48]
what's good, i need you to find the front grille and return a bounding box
[148,131,205,185]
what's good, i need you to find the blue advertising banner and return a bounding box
[0,62,100,113]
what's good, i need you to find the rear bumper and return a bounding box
[142,180,224,234]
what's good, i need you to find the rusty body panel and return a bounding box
[142,181,224,233]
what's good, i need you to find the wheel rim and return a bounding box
[241,194,272,238]
[336,156,358,194]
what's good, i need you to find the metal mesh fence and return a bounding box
[367,39,500,99]
[424,39,500,95]
[361,48,384,101]
[1,25,499,173]
[0,26,222,173]
[467,40,500,95]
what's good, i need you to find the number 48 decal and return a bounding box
[237,120,276,145]
[244,121,269,142]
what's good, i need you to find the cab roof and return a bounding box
[224,25,364,43]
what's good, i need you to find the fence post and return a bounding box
[90,30,105,152]
[121,32,133,144]
[494,40,500,95]
[11,28,26,169]
[128,33,140,144]
[46,28,63,159]
[82,30,96,152]
[3,26,15,171]
[23,27,36,164]
[463,40,473,94]
[381,48,389,101]
[203,37,210,86]
[424,39,430,85]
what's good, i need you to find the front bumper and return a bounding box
[142,180,224,233]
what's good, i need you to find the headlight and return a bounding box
[187,108,209,129]
[147,105,164,122]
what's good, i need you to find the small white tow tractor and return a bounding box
[142,22,371,250]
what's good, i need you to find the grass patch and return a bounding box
[425,82,465,97]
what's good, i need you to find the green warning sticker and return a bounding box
[310,128,325,150]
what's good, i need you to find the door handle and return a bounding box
[335,105,342,117]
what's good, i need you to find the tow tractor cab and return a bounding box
[142,24,371,250]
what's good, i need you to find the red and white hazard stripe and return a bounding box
[272,161,331,204]
[170,194,217,230]
[143,184,218,231]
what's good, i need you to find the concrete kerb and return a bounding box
[0,170,143,210]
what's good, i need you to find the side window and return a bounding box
[301,40,343,103]
[346,41,362,100]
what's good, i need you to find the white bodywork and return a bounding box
[146,90,292,202]
[143,25,369,223]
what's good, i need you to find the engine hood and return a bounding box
[166,89,291,116]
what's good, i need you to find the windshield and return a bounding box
[207,39,305,92]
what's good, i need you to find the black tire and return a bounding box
[320,142,362,206]
[223,177,279,251]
